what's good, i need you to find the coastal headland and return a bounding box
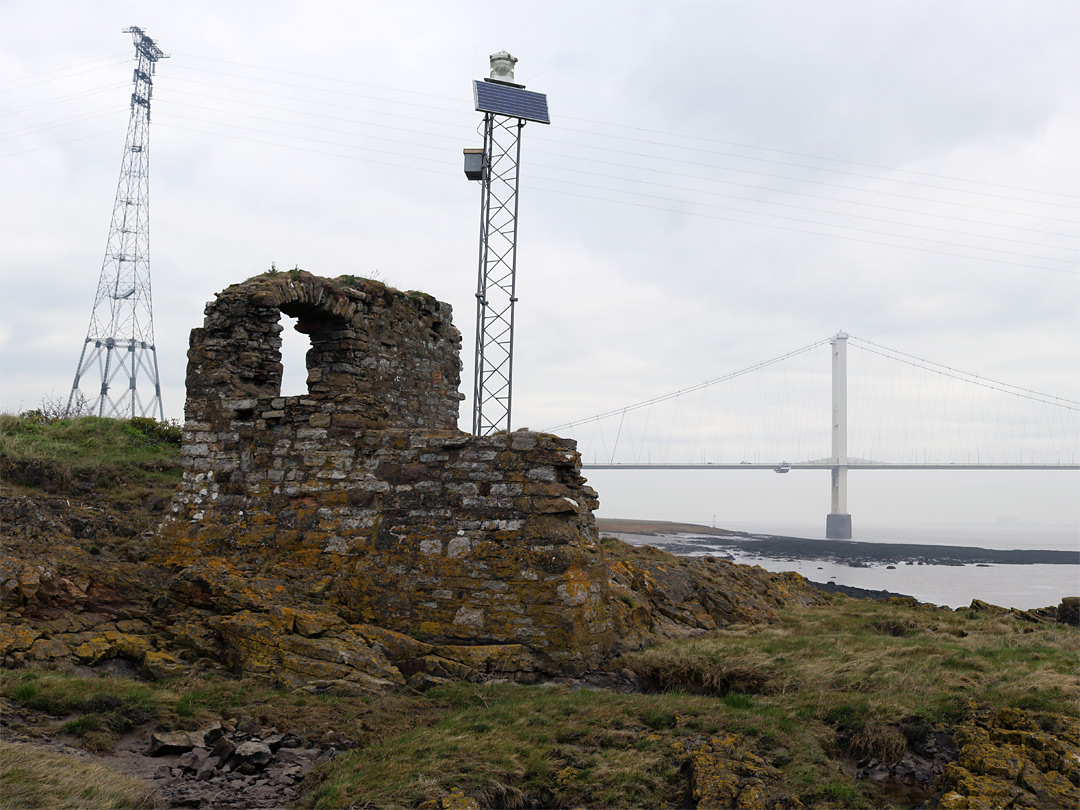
[2,274,1077,809]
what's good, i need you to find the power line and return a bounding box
[165,60,1078,219]
[559,115,1080,201]
[143,107,1078,275]
[0,53,129,91]
[527,175,1075,264]
[531,145,1080,224]
[156,97,459,153]
[541,130,1079,209]
[166,63,468,119]
[171,52,1076,201]
[155,120,459,178]
[154,87,1077,248]
[1,83,129,117]
[526,167,1076,254]
[10,50,1075,279]
[148,101,1076,269]
[0,128,121,159]
[0,108,125,141]
[154,110,454,166]
[531,185,1079,276]
[171,51,462,103]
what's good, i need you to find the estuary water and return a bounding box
[614,522,1079,610]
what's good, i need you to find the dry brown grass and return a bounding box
[625,636,781,696]
[850,723,907,763]
[0,741,158,809]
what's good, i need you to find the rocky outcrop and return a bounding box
[933,706,1079,809]
[2,272,828,685]
[686,732,804,809]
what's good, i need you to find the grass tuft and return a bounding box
[0,413,181,495]
[0,741,157,809]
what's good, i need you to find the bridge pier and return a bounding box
[826,511,852,539]
[827,333,853,539]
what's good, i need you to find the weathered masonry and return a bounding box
[160,272,616,672]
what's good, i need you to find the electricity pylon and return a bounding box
[67,26,167,419]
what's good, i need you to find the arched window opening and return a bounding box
[278,312,312,397]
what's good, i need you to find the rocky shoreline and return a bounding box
[596,520,1079,568]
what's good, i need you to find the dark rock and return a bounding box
[275,747,319,765]
[150,729,205,755]
[276,734,302,749]
[201,721,224,745]
[1057,596,1079,626]
[179,747,210,769]
[228,740,273,772]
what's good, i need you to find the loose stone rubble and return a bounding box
[149,716,337,809]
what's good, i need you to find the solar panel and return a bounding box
[473,80,550,124]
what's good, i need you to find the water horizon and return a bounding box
[610,522,1079,610]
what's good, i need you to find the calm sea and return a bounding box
[615,522,1079,610]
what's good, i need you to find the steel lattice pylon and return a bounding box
[67,26,167,420]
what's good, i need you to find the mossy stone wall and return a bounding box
[161,272,615,672]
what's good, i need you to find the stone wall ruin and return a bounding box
[160,272,617,672]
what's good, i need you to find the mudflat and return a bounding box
[595,517,1080,567]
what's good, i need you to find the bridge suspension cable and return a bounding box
[545,337,832,433]
[846,336,1079,410]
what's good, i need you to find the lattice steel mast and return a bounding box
[463,52,549,435]
[67,26,167,419]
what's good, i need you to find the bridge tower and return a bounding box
[827,332,852,538]
[66,26,168,419]
[462,51,550,435]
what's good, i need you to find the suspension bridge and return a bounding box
[548,333,1080,538]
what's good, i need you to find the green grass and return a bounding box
[620,596,1080,750]
[2,670,165,751]
[296,678,858,810]
[299,683,704,810]
[0,413,181,494]
[2,670,165,717]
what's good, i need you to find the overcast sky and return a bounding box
[2,0,1077,534]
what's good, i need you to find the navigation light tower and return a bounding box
[463,51,550,436]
